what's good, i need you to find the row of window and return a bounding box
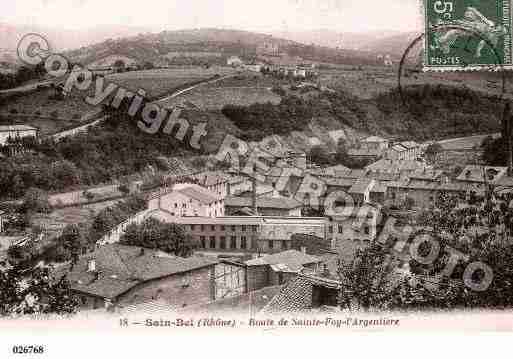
[328,224,370,235]
[191,224,259,233]
[199,235,253,250]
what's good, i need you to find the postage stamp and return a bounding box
[424,0,512,70]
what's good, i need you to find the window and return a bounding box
[242,225,246,232]
[190,199,193,203]
[231,225,236,232]
[200,224,205,232]
[221,225,226,231]
[220,236,226,249]
[241,236,247,249]
[211,225,215,231]
[230,236,237,249]
[364,226,370,235]
[209,236,216,249]
[190,224,196,231]
[174,203,178,208]
[329,226,333,234]
[252,226,258,233]
[269,240,274,249]
[338,225,343,234]
[200,236,206,248]
[182,203,186,208]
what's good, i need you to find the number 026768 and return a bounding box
[12,345,45,355]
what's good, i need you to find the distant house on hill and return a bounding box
[227,56,243,67]
[57,244,219,310]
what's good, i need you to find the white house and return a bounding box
[227,56,243,67]
[0,125,38,146]
[148,183,224,218]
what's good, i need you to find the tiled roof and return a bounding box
[245,250,322,267]
[176,184,219,205]
[225,196,302,210]
[409,169,443,181]
[59,245,218,299]
[363,136,389,143]
[0,125,38,132]
[495,176,513,187]
[399,141,419,149]
[348,148,381,157]
[193,171,229,187]
[456,165,508,184]
[366,159,428,173]
[260,274,342,314]
[349,178,373,194]
[324,177,357,187]
[260,276,313,314]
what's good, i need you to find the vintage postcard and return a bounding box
[0,0,512,357]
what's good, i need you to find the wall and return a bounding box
[246,265,269,292]
[0,129,37,146]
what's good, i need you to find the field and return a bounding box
[0,88,95,135]
[31,199,122,230]
[436,133,501,151]
[106,66,238,99]
[161,85,281,110]
[320,65,513,100]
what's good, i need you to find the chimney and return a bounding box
[251,174,258,215]
[139,248,145,257]
[87,259,96,272]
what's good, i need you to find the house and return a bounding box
[245,250,322,291]
[227,56,243,67]
[455,165,508,185]
[365,159,429,175]
[0,125,39,146]
[348,178,376,206]
[261,274,341,313]
[59,244,219,310]
[361,136,390,151]
[407,169,444,184]
[148,183,224,218]
[347,147,382,162]
[225,195,303,217]
[327,205,381,244]
[192,171,229,199]
[386,141,421,161]
[148,213,329,255]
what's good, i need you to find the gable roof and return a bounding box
[363,136,388,143]
[176,184,219,205]
[456,165,508,184]
[59,244,218,299]
[225,196,302,210]
[0,125,38,132]
[245,250,321,267]
[349,178,374,194]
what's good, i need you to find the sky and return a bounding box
[1,0,422,33]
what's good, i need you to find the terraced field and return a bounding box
[160,85,281,110]
[106,66,238,98]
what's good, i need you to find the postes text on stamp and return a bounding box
[424,0,512,70]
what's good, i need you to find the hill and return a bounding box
[64,28,382,67]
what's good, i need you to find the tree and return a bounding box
[19,188,51,214]
[0,265,78,316]
[308,145,332,166]
[424,143,443,163]
[120,218,198,257]
[51,224,87,264]
[113,60,126,73]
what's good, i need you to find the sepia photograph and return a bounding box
[0,0,512,356]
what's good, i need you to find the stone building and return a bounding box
[59,244,218,310]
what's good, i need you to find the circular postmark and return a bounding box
[398,24,508,109]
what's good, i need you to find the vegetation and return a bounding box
[120,218,198,257]
[0,264,78,316]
